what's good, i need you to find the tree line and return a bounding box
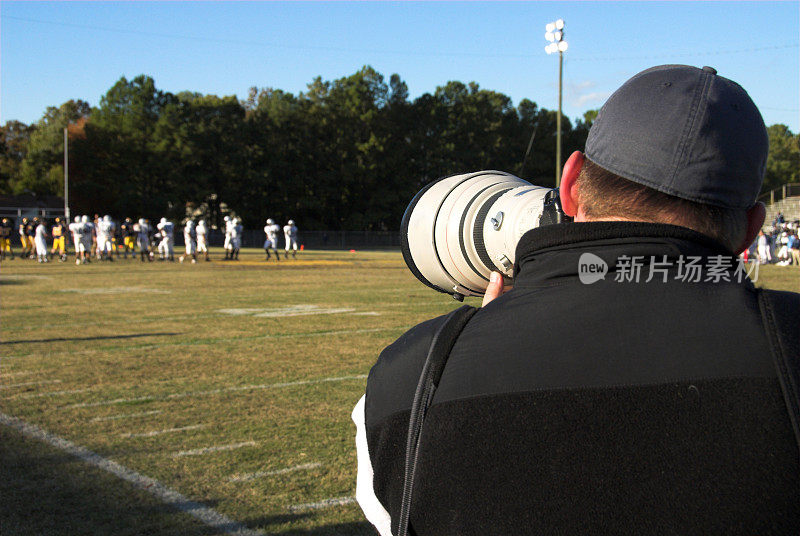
[1,66,798,230]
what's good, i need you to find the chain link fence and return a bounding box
[206,229,401,249]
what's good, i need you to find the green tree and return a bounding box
[15,100,90,196]
[763,124,800,193]
[74,76,177,217]
[0,120,35,194]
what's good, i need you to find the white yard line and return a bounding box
[65,374,368,409]
[0,412,263,536]
[0,379,61,389]
[90,410,163,422]
[227,462,322,483]
[288,496,356,512]
[122,424,205,438]
[173,441,256,458]
[0,371,34,378]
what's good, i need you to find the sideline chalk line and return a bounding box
[174,441,256,458]
[65,374,368,409]
[288,496,356,512]
[0,412,262,536]
[227,462,322,483]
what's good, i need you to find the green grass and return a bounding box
[1,248,463,536]
[1,248,798,535]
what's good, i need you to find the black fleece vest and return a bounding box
[365,222,800,535]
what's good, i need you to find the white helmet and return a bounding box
[160,217,167,224]
[224,216,230,222]
[198,219,205,225]
[81,215,88,223]
[74,216,80,223]
[266,218,274,225]
[288,220,295,225]
[104,215,111,222]
[138,218,145,226]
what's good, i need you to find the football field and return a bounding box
[1,248,798,535]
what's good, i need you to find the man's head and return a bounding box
[560,65,768,254]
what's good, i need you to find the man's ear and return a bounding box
[734,201,766,255]
[559,151,584,218]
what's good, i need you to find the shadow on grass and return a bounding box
[1,425,227,536]
[245,513,375,536]
[278,522,376,535]
[1,332,181,345]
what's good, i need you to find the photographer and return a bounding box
[353,65,799,534]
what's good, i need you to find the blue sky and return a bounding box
[2,1,798,131]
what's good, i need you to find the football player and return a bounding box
[179,219,197,264]
[69,216,86,264]
[33,217,49,263]
[81,215,94,262]
[120,217,136,259]
[263,218,281,261]
[0,217,15,260]
[19,217,31,258]
[283,219,299,259]
[196,219,210,261]
[230,217,243,261]
[96,215,115,261]
[135,218,151,262]
[223,216,233,260]
[155,218,174,261]
[50,217,68,261]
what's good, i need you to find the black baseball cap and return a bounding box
[585,65,768,210]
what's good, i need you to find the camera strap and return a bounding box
[397,304,477,536]
[756,288,800,457]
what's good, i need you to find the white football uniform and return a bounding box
[224,220,233,251]
[196,222,208,252]
[231,223,242,250]
[184,222,196,254]
[283,224,298,251]
[137,222,150,251]
[70,222,86,253]
[81,222,94,251]
[157,221,174,257]
[34,223,48,255]
[263,225,274,248]
[266,224,280,248]
[96,220,114,253]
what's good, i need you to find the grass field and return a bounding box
[2,248,798,535]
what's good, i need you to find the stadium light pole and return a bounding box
[63,127,70,221]
[545,19,568,187]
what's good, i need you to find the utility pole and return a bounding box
[64,127,70,221]
[545,19,568,187]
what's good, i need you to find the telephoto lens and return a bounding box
[401,170,564,300]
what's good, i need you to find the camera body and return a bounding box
[401,171,564,300]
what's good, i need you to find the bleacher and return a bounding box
[760,183,800,225]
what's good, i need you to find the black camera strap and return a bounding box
[756,288,800,457]
[397,304,477,536]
